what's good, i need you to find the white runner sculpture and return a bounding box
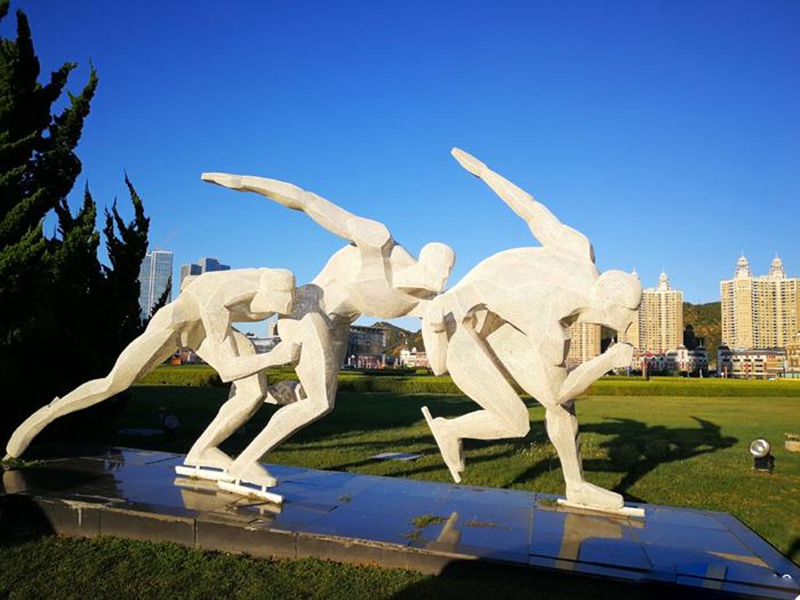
[192,174,455,502]
[5,148,641,515]
[5,267,301,502]
[4,173,456,505]
[421,148,641,515]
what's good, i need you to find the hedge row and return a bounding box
[137,366,800,397]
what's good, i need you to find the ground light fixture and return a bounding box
[749,439,775,473]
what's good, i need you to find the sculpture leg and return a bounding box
[484,322,623,510]
[183,332,268,472]
[423,324,530,483]
[5,310,178,459]
[224,314,338,495]
[545,401,623,509]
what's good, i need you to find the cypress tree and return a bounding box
[0,1,151,443]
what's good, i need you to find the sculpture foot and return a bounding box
[5,403,55,459]
[184,447,234,470]
[422,406,464,483]
[219,461,281,504]
[565,482,624,510]
[227,461,278,488]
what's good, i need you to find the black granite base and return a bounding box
[1,445,798,599]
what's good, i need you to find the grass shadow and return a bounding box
[511,416,737,501]
[788,537,800,564]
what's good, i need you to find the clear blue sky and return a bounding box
[7,1,800,331]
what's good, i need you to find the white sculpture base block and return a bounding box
[174,465,233,482]
[557,499,646,518]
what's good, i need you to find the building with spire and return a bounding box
[720,254,800,349]
[619,271,683,353]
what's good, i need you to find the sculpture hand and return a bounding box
[202,172,243,189]
[451,148,487,178]
[610,343,634,369]
[201,173,306,211]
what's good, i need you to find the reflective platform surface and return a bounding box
[2,445,798,599]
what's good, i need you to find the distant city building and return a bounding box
[631,350,667,373]
[138,250,173,318]
[620,272,683,353]
[720,254,800,350]
[717,345,733,378]
[565,322,601,369]
[248,333,281,355]
[399,347,429,369]
[346,325,386,369]
[682,325,704,351]
[786,333,800,379]
[665,346,708,374]
[180,256,230,288]
[718,347,787,379]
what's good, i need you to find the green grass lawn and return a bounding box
[2,377,799,598]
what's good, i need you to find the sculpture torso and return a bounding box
[440,247,599,367]
[311,243,423,322]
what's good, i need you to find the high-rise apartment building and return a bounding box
[565,322,601,369]
[720,255,800,349]
[138,250,173,318]
[619,272,683,353]
[179,256,230,287]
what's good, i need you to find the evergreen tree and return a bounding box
[0,1,150,443]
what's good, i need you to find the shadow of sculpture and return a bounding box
[788,537,800,565]
[511,416,737,501]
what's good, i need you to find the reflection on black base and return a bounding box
[1,444,798,599]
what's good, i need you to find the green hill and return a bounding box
[684,301,722,359]
[370,321,423,357]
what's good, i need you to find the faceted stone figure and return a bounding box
[5,268,301,464]
[420,149,641,513]
[187,172,455,500]
[5,171,455,504]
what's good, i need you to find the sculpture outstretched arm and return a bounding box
[557,343,633,403]
[451,148,593,261]
[202,173,390,247]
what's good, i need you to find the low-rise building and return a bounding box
[399,347,429,369]
[787,334,800,379]
[631,350,668,373]
[248,334,281,354]
[346,325,386,369]
[725,348,786,379]
[665,345,709,374]
[717,345,733,378]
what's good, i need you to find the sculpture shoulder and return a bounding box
[182,268,262,293]
[181,269,262,311]
[312,245,358,286]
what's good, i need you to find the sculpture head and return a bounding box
[252,268,296,316]
[394,242,456,297]
[419,242,456,292]
[581,270,641,333]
